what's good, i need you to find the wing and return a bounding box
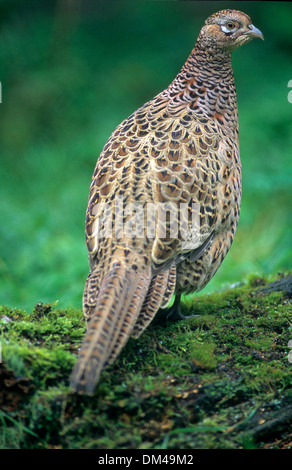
[147,98,237,273]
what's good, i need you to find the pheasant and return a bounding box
[70,10,263,394]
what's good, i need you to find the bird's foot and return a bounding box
[154,295,199,323]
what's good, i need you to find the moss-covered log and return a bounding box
[0,273,291,449]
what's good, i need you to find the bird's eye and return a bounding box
[226,22,235,30]
[221,21,237,35]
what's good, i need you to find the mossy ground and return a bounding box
[0,273,291,449]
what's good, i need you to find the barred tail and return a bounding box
[70,261,151,395]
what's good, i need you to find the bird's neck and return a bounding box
[165,45,238,129]
[183,43,234,82]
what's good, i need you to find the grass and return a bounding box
[0,272,291,449]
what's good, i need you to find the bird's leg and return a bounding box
[154,294,199,323]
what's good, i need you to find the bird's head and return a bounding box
[199,10,264,52]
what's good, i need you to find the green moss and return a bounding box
[188,341,217,369]
[0,273,291,449]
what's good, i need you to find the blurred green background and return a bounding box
[0,1,291,312]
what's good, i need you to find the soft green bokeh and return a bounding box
[0,1,291,311]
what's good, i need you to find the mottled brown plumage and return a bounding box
[70,10,263,394]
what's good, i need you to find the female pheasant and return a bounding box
[70,10,263,394]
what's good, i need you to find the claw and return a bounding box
[154,294,199,323]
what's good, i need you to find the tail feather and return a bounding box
[105,271,152,366]
[160,265,176,308]
[70,262,151,394]
[131,265,176,339]
[82,271,101,323]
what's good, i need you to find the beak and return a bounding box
[246,24,264,40]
